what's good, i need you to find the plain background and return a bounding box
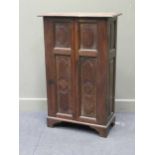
[1,0,155,155]
[19,0,135,111]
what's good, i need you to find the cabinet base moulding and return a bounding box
[47,115,115,137]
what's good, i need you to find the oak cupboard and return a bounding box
[39,13,121,137]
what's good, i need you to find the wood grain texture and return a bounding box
[42,14,120,137]
[95,20,109,125]
[56,56,72,114]
[54,22,71,48]
[80,23,97,49]
[107,18,117,118]
[80,57,97,118]
[43,17,57,116]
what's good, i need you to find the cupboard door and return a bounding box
[76,21,98,123]
[75,20,109,125]
[44,18,75,119]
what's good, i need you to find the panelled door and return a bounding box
[44,18,76,120]
[44,18,107,124]
[75,19,108,125]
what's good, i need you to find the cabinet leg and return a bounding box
[90,117,115,137]
[47,118,61,127]
[111,117,116,127]
[98,128,109,137]
[90,126,109,137]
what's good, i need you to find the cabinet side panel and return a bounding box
[109,59,115,115]
[107,19,117,117]
[113,19,117,113]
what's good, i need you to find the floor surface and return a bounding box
[19,112,135,155]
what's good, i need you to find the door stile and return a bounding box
[73,19,80,120]
[43,17,57,116]
[71,19,78,119]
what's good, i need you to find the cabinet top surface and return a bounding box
[38,12,122,18]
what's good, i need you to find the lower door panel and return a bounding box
[79,57,97,122]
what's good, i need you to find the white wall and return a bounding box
[19,0,135,112]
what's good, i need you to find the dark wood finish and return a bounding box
[47,117,61,127]
[80,57,97,118]
[41,13,121,137]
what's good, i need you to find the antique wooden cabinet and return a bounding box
[40,13,121,137]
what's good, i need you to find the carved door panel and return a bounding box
[76,21,99,123]
[44,18,75,120]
